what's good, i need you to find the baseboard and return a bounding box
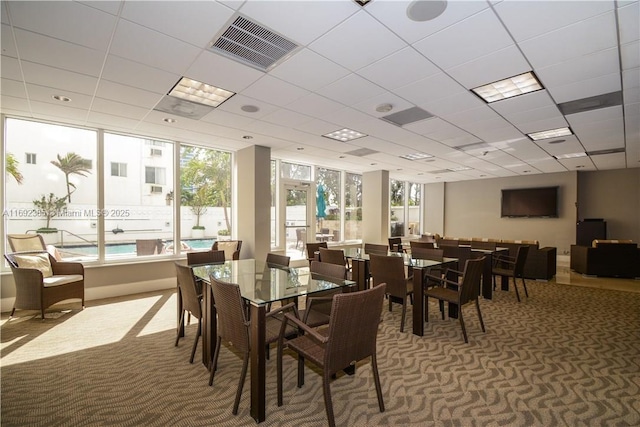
[1,277,176,314]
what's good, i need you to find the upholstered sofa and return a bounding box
[570,240,640,278]
[436,237,557,280]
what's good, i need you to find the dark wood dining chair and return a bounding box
[424,257,486,343]
[277,284,386,427]
[369,254,413,332]
[492,245,530,302]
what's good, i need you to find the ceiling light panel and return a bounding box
[527,127,573,141]
[472,72,543,103]
[400,152,434,160]
[323,128,367,142]
[168,77,235,107]
[553,152,587,159]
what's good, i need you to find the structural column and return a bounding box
[362,170,389,245]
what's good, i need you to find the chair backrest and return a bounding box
[187,250,225,265]
[438,239,459,247]
[458,257,485,305]
[364,243,388,255]
[442,245,472,271]
[320,228,330,234]
[212,240,242,260]
[7,234,46,252]
[306,242,328,263]
[318,248,346,266]
[136,239,163,255]
[175,263,202,318]
[410,240,435,250]
[4,251,55,276]
[266,252,290,268]
[471,240,498,250]
[388,237,403,252]
[369,254,407,298]
[324,284,386,375]
[209,277,250,353]
[296,228,306,240]
[310,260,347,280]
[514,245,530,277]
[411,247,443,261]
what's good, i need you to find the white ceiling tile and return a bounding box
[395,72,466,106]
[445,106,502,128]
[28,99,90,122]
[0,94,30,113]
[14,29,105,77]
[21,61,98,96]
[546,72,621,104]
[215,94,280,119]
[77,1,123,16]
[320,107,373,129]
[287,93,345,119]
[259,109,313,128]
[270,49,349,92]
[239,0,358,46]
[566,105,623,125]
[558,156,596,171]
[95,80,163,109]
[515,115,570,135]
[309,11,406,72]
[185,50,264,93]
[1,78,26,98]
[102,55,180,95]
[7,1,116,50]
[358,47,440,90]
[352,92,415,118]
[419,90,485,118]
[617,1,640,44]
[590,152,628,170]
[472,125,524,144]
[242,75,309,107]
[90,97,150,120]
[446,45,530,89]
[25,83,93,110]
[536,136,584,156]
[489,90,557,116]
[110,20,201,75]
[414,9,513,70]
[626,86,640,104]
[293,119,342,137]
[121,1,234,47]
[623,68,640,90]
[317,73,385,105]
[621,41,640,71]
[518,12,618,69]
[494,0,613,42]
[199,109,257,129]
[366,0,489,44]
[536,47,620,90]
[1,24,17,58]
[1,55,22,81]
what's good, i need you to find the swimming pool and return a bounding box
[61,238,216,256]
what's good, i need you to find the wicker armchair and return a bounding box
[208,277,298,415]
[369,254,413,332]
[492,245,530,302]
[424,257,486,343]
[277,284,386,427]
[4,251,84,319]
[174,263,204,363]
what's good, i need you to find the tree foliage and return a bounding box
[51,152,92,202]
[33,193,67,229]
[5,152,24,184]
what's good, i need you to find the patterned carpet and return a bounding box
[1,279,639,426]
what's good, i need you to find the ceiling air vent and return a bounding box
[344,148,379,157]
[209,15,299,71]
[557,91,622,115]
[586,147,625,156]
[380,106,434,126]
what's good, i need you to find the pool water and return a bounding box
[62,238,215,256]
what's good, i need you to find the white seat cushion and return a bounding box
[43,275,83,287]
[216,241,238,260]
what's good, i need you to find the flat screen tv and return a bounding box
[501,186,558,218]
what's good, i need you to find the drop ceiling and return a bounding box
[1,0,638,183]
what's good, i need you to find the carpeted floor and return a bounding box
[2,279,640,426]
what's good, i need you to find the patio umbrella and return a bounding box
[316,185,327,225]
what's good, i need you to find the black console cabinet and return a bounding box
[576,219,606,246]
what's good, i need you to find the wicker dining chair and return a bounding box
[265,253,290,268]
[364,243,388,255]
[369,254,413,332]
[277,284,386,427]
[174,263,204,363]
[424,257,486,343]
[296,261,347,328]
[208,277,298,415]
[186,250,225,266]
[305,241,327,265]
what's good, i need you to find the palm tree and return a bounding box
[5,153,24,184]
[51,152,92,202]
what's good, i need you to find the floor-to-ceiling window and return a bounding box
[408,182,421,236]
[390,179,405,237]
[344,172,362,241]
[4,118,98,261]
[316,167,341,242]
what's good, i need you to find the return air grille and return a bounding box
[210,16,298,71]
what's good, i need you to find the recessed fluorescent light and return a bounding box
[527,127,573,141]
[472,72,543,103]
[400,152,434,161]
[322,128,367,142]
[553,152,587,159]
[168,77,235,108]
[448,166,472,172]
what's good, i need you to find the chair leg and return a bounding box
[522,278,529,298]
[439,300,445,320]
[41,307,45,320]
[209,336,222,386]
[189,320,201,364]
[388,298,392,312]
[400,298,407,332]
[322,370,336,427]
[233,351,249,415]
[371,353,385,413]
[297,355,305,388]
[513,277,521,302]
[277,337,284,406]
[10,306,16,318]
[424,296,429,323]
[175,311,185,346]
[475,299,485,333]
[459,306,468,343]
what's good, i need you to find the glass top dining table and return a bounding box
[189,259,355,423]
